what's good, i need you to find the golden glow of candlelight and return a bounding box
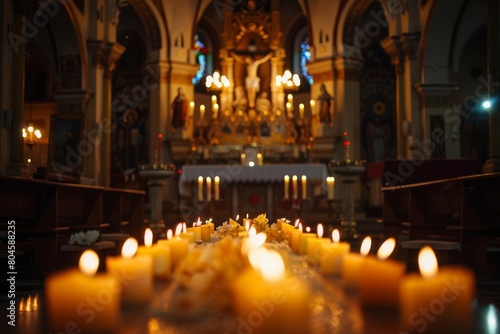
[298,222,303,232]
[122,238,138,259]
[317,224,324,238]
[244,219,251,231]
[242,232,267,255]
[248,225,257,237]
[182,222,187,233]
[196,217,202,227]
[144,228,153,247]
[306,226,311,233]
[260,250,285,282]
[175,223,183,236]
[418,246,438,279]
[19,294,39,312]
[377,237,396,260]
[79,249,100,275]
[294,219,300,228]
[360,236,372,256]
[166,229,173,240]
[236,214,240,221]
[248,247,268,269]
[332,229,340,243]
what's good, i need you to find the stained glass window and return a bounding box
[300,37,313,85]
[192,34,207,85]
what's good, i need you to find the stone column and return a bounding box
[5,0,29,176]
[270,49,285,111]
[485,0,500,172]
[101,42,125,187]
[219,49,234,113]
[146,61,169,159]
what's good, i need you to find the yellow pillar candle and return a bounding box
[298,232,316,255]
[157,237,189,268]
[399,246,475,334]
[136,228,171,280]
[342,236,371,291]
[318,229,350,275]
[187,226,202,242]
[359,238,405,308]
[206,220,215,234]
[310,99,316,115]
[200,223,211,242]
[46,250,120,333]
[232,248,311,334]
[179,231,194,243]
[200,104,205,119]
[299,103,305,118]
[214,176,220,200]
[106,238,153,305]
[290,223,303,253]
[292,175,298,200]
[306,223,330,264]
[301,175,307,200]
[327,177,335,200]
[283,175,290,200]
[197,176,203,202]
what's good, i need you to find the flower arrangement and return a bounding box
[68,230,100,246]
[252,213,289,243]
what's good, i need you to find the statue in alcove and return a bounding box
[231,51,273,109]
[255,91,272,114]
[317,83,334,124]
[171,87,188,129]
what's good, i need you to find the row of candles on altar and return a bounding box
[43,215,476,333]
[197,176,220,201]
[283,175,336,200]
[279,220,476,333]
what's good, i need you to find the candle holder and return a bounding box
[138,163,175,238]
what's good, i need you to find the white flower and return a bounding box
[69,230,100,246]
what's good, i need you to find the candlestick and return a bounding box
[46,250,120,333]
[301,175,307,200]
[284,175,290,200]
[197,176,203,202]
[327,177,335,200]
[292,175,298,200]
[206,176,212,202]
[214,176,220,200]
[399,246,475,333]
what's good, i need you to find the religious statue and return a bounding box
[171,87,188,129]
[255,91,272,114]
[317,83,334,124]
[231,51,273,109]
[232,86,248,112]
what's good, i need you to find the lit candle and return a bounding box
[197,176,203,202]
[205,219,215,234]
[342,236,371,291]
[46,250,120,333]
[177,222,194,243]
[310,99,316,115]
[307,223,331,264]
[299,103,304,118]
[189,101,195,117]
[243,214,253,232]
[211,94,217,108]
[287,93,293,107]
[232,248,311,333]
[286,102,292,114]
[136,228,171,280]
[214,176,220,201]
[200,221,211,242]
[106,238,153,304]
[187,220,202,242]
[290,223,303,253]
[399,246,475,333]
[200,104,205,119]
[157,227,189,269]
[257,152,263,165]
[284,175,290,200]
[301,175,307,200]
[292,175,298,200]
[298,231,316,255]
[213,103,219,118]
[318,229,351,275]
[327,177,335,200]
[206,176,212,202]
[359,237,405,308]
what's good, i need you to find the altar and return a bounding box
[179,163,329,221]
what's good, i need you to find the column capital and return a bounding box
[401,32,421,60]
[333,57,364,81]
[103,42,126,78]
[414,82,459,108]
[169,61,199,85]
[381,35,405,74]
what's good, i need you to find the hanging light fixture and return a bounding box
[22,103,42,149]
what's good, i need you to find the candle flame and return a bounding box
[19,297,24,311]
[260,250,285,282]
[294,219,300,228]
[236,214,240,221]
[242,232,267,255]
[306,226,311,233]
[332,229,340,243]
[244,219,251,231]
[317,224,324,238]
[19,293,39,312]
[377,237,396,260]
[298,222,303,232]
[419,246,438,279]
[144,228,153,247]
[79,249,99,275]
[175,223,183,236]
[33,294,38,310]
[182,222,187,233]
[122,238,138,259]
[166,229,173,240]
[360,236,372,256]
[248,225,257,237]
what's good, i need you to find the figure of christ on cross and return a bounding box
[231,51,274,109]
